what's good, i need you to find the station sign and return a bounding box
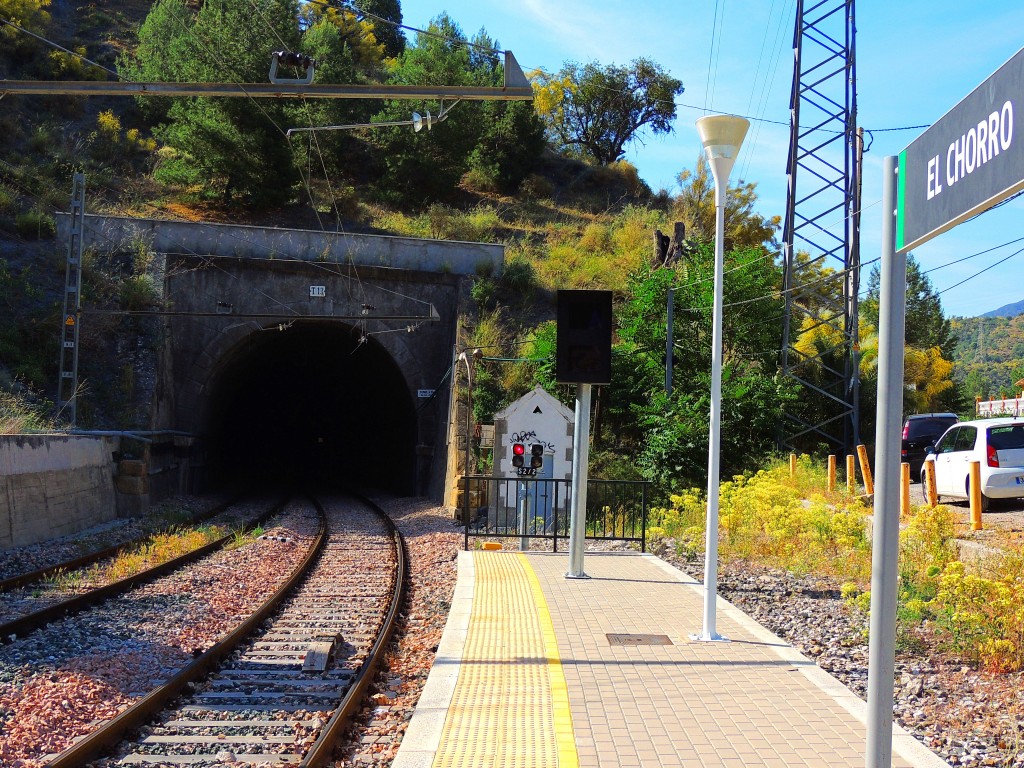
[417,389,435,398]
[897,46,1024,253]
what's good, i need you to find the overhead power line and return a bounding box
[0,16,119,78]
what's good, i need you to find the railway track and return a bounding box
[0,495,287,640]
[40,492,407,767]
[0,495,242,594]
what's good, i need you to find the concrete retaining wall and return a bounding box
[0,435,117,549]
[56,214,505,276]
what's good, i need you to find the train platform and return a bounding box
[392,550,949,768]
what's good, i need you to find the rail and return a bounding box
[46,495,328,768]
[0,496,285,641]
[45,491,408,768]
[461,475,649,551]
[0,495,240,593]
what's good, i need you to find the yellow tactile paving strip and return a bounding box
[432,551,578,768]
[519,553,579,768]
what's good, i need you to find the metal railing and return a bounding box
[461,475,649,552]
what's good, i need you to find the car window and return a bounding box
[954,426,978,452]
[908,418,957,439]
[989,425,1024,450]
[935,429,958,454]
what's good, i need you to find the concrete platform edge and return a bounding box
[391,550,475,768]
[641,553,950,768]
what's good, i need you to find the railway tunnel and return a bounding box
[203,321,417,494]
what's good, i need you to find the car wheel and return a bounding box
[966,479,991,512]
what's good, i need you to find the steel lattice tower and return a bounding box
[780,0,860,455]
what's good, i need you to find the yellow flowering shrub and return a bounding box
[931,559,1024,671]
[651,456,870,578]
[647,454,1024,672]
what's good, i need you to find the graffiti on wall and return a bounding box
[509,430,554,453]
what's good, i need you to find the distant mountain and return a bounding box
[981,299,1024,318]
[950,313,1024,399]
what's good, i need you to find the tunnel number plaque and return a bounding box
[309,285,326,298]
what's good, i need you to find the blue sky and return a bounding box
[397,0,1024,318]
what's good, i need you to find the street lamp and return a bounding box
[692,114,748,642]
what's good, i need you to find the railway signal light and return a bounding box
[530,444,544,469]
[512,443,525,468]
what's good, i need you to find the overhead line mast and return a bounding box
[779,0,860,455]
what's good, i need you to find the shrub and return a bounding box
[0,388,56,434]
[15,210,56,239]
[0,183,17,214]
[519,173,553,200]
[649,457,872,579]
[28,125,56,154]
[460,167,501,195]
[579,221,612,252]
[470,278,496,309]
[501,257,536,294]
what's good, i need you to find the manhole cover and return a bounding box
[606,633,673,646]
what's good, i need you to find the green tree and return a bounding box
[861,254,962,417]
[371,16,544,203]
[863,254,955,355]
[289,14,380,189]
[351,0,405,59]
[672,154,780,250]
[607,244,791,489]
[534,58,682,165]
[117,0,191,121]
[298,3,386,71]
[130,0,303,206]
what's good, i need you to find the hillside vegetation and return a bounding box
[951,313,1024,401]
[0,0,975,494]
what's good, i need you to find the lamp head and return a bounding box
[695,115,749,186]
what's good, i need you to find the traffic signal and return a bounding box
[530,444,544,469]
[512,443,525,468]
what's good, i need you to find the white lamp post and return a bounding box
[692,114,749,642]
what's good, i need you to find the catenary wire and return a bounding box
[0,16,120,78]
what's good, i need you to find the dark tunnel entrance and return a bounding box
[205,321,417,494]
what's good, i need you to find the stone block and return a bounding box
[116,474,149,495]
[119,460,147,477]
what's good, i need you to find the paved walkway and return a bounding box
[393,550,949,768]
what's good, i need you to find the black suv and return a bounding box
[902,413,959,481]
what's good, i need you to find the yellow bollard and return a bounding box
[857,444,874,496]
[846,454,856,495]
[827,455,836,493]
[923,459,938,508]
[969,460,983,531]
[790,453,797,478]
[900,462,911,517]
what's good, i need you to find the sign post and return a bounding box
[866,157,904,767]
[868,45,1024,768]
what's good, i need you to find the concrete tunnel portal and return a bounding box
[205,321,417,494]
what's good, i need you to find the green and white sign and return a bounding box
[897,46,1024,253]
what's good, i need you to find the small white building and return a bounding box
[490,387,574,529]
